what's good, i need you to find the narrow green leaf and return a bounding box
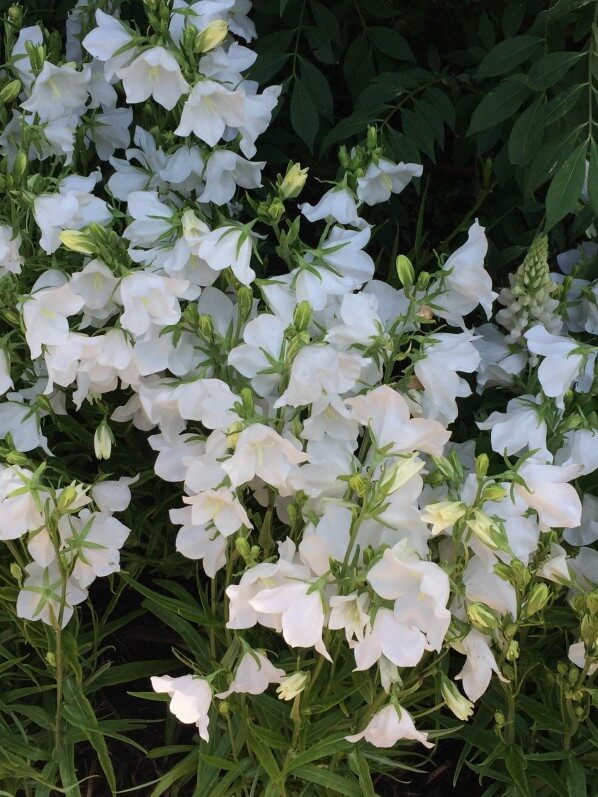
[246,722,282,783]
[504,746,532,797]
[367,27,415,62]
[587,140,598,217]
[527,52,583,90]
[468,78,530,135]
[477,36,543,79]
[62,678,116,793]
[299,58,333,121]
[546,0,594,19]
[545,141,588,229]
[290,78,319,151]
[508,99,546,165]
[565,758,586,797]
[291,764,363,796]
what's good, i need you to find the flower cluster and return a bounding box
[0,0,595,771]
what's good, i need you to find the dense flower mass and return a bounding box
[0,0,596,792]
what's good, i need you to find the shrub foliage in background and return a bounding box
[0,1,596,797]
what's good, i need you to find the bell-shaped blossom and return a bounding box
[91,477,135,514]
[299,503,352,575]
[477,395,548,459]
[0,224,23,276]
[325,292,381,350]
[222,424,307,491]
[568,642,598,676]
[16,561,87,628]
[22,61,89,122]
[300,187,360,225]
[216,651,285,698]
[538,542,571,584]
[175,378,239,430]
[474,323,527,392]
[151,674,212,741]
[249,581,331,660]
[116,47,189,110]
[0,466,46,539]
[194,225,255,285]
[228,314,287,396]
[123,191,174,248]
[555,428,598,476]
[59,510,130,588]
[525,326,587,407]
[183,489,251,535]
[347,385,450,456]
[70,259,119,323]
[22,277,85,359]
[564,494,598,546]
[356,159,423,206]
[328,592,370,643]
[517,457,582,529]
[172,506,228,576]
[435,221,496,325]
[276,345,368,409]
[82,10,135,80]
[454,629,506,701]
[414,332,480,425]
[175,80,245,145]
[118,272,188,337]
[199,150,264,205]
[463,553,517,618]
[87,106,133,161]
[347,703,433,748]
[0,395,49,452]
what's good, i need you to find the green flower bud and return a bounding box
[195,20,229,53]
[240,387,255,417]
[8,5,23,26]
[506,640,520,661]
[348,474,368,497]
[293,300,312,333]
[197,313,214,338]
[467,602,498,631]
[94,421,113,460]
[396,254,415,289]
[0,79,22,104]
[524,583,550,617]
[475,453,489,481]
[467,511,510,551]
[10,562,21,581]
[59,230,96,254]
[278,163,308,200]
[236,286,254,323]
[440,674,474,721]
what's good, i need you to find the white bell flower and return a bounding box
[222,424,308,491]
[151,674,212,741]
[228,314,287,396]
[194,225,255,286]
[172,506,228,576]
[347,385,450,456]
[525,325,588,407]
[0,466,46,539]
[474,323,527,392]
[564,494,598,546]
[235,85,281,158]
[555,428,598,476]
[568,642,598,676]
[300,187,360,225]
[0,224,23,276]
[276,345,368,408]
[175,80,245,146]
[299,503,352,576]
[463,553,517,618]
[328,592,370,643]
[249,580,331,660]
[22,61,90,122]
[454,629,506,701]
[59,510,130,588]
[175,378,239,430]
[216,651,285,698]
[16,562,87,628]
[517,457,582,529]
[118,273,188,337]
[538,542,571,584]
[123,191,174,248]
[477,395,549,459]
[22,276,85,359]
[82,10,135,81]
[116,47,189,110]
[356,159,423,206]
[352,607,427,670]
[346,704,433,749]
[435,221,496,325]
[70,259,119,322]
[0,395,48,453]
[199,150,264,205]
[183,489,251,535]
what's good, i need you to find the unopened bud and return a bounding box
[482,484,506,501]
[218,699,230,715]
[293,300,312,333]
[0,79,21,103]
[416,270,430,289]
[59,229,95,254]
[525,583,550,617]
[93,421,113,460]
[197,313,214,338]
[467,602,498,631]
[421,500,466,535]
[475,453,489,481]
[10,562,21,581]
[236,286,253,323]
[467,511,509,551]
[348,473,368,497]
[276,671,308,701]
[366,126,378,150]
[7,5,23,26]
[395,254,414,289]
[57,484,78,513]
[416,304,434,320]
[278,163,308,200]
[267,197,285,223]
[240,387,255,417]
[506,640,520,661]
[195,19,228,53]
[13,150,27,181]
[440,674,474,721]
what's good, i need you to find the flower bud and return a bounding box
[7,5,23,26]
[293,300,312,332]
[383,454,425,494]
[267,197,285,223]
[94,421,113,460]
[467,511,509,551]
[421,500,466,535]
[395,255,414,289]
[276,671,308,701]
[506,640,520,661]
[195,19,229,53]
[218,700,230,716]
[278,163,308,200]
[45,651,56,667]
[440,675,474,721]
[59,230,96,254]
[10,562,21,581]
[482,484,506,501]
[13,149,27,181]
[417,270,430,289]
[0,79,22,104]
[525,583,550,617]
[236,286,254,324]
[197,313,214,338]
[226,421,243,449]
[475,453,489,481]
[240,387,255,417]
[366,125,378,150]
[56,484,79,513]
[348,473,368,497]
[467,602,498,631]
[494,710,505,727]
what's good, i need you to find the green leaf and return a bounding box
[545,141,588,229]
[504,746,532,797]
[299,58,333,121]
[367,27,415,62]
[282,734,352,776]
[349,751,377,797]
[291,765,363,796]
[565,759,587,797]
[502,0,526,36]
[402,107,436,161]
[468,78,530,135]
[546,0,595,19]
[62,678,116,793]
[526,130,579,191]
[508,99,547,165]
[587,140,598,217]
[527,52,583,90]
[246,722,282,783]
[290,77,319,151]
[477,36,543,79]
